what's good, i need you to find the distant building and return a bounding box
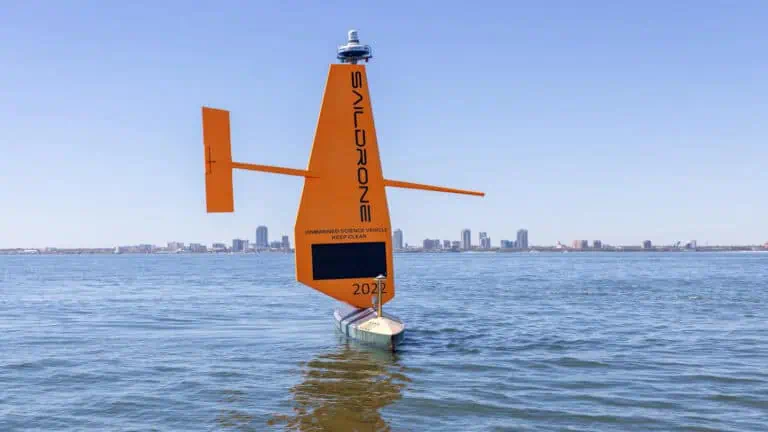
[593,240,602,249]
[281,235,290,250]
[451,240,461,250]
[212,242,227,252]
[167,241,184,251]
[572,240,588,249]
[461,229,471,250]
[269,240,282,249]
[479,232,491,249]
[572,240,586,249]
[642,240,652,249]
[256,225,268,249]
[393,229,404,250]
[443,240,451,249]
[137,244,154,253]
[189,243,207,253]
[687,240,697,249]
[423,239,439,250]
[500,239,514,249]
[232,239,248,252]
[516,229,529,249]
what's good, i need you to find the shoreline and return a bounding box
[2,247,765,255]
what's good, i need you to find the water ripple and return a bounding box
[1,252,767,431]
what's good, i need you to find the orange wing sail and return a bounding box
[294,64,393,308]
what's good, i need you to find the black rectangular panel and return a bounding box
[311,241,387,280]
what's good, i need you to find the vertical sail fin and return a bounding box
[294,64,394,308]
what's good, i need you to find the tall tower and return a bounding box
[461,228,471,250]
[516,229,528,249]
[256,225,268,249]
[393,229,404,250]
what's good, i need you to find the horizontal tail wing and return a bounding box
[202,107,234,212]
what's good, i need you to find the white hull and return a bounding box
[333,306,405,351]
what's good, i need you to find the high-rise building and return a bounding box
[232,238,248,252]
[479,232,490,249]
[461,229,471,250]
[256,225,268,249]
[642,240,652,249]
[281,235,290,250]
[516,229,529,249]
[593,240,602,249]
[443,240,451,249]
[393,229,404,250]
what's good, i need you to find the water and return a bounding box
[1,252,767,431]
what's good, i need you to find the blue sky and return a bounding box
[1,1,767,248]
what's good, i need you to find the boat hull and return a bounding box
[333,306,405,351]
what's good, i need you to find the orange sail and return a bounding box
[294,64,393,307]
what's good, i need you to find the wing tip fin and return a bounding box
[202,106,234,213]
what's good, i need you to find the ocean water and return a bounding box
[1,252,767,431]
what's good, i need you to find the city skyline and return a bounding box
[2,3,767,248]
[4,233,764,255]
[139,225,758,252]
[3,222,767,251]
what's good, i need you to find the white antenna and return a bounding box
[337,29,373,64]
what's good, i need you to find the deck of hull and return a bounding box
[333,306,405,351]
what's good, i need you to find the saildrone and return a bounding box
[201,30,484,350]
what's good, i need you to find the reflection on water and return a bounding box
[268,339,412,431]
[216,389,257,431]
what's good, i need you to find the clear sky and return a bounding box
[1,1,767,248]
